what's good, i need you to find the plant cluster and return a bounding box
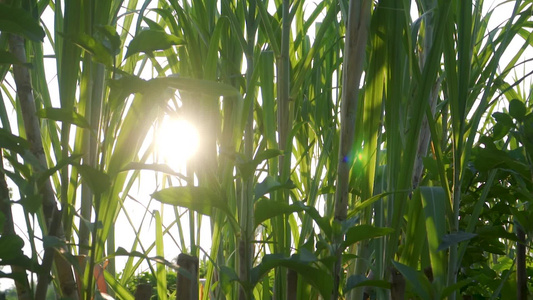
[0,0,532,299]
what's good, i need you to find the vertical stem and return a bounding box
[176,254,199,300]
[239,1,256,298]
[79,55,94,256]
[273,0,292,297]
[277,0,290,167]
[0,151,31,300]
[516,224,527,300]
[5,25,79,300]
[332,0,370,298]
[286,269,297,300]
[7,31,57,229]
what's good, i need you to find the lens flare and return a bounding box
[156,117,199,169]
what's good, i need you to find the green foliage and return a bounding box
[0,0,532,299]
[124,271,177,300]
[0,4,45,42]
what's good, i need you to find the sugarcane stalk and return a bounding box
[332,0,370,298]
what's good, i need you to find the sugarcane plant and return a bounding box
[1,0,532,299]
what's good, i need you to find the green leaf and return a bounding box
[348,192,395,218]
[76,164,111,195]
[0,235,24,260]
[254,176,296,200]
[493,256,513,273]
[253,149,283,164]
[340,225,394,252]
[112,247,177,271]
[0,270,30,284]
[0,51,32,68]
[492,122,511,140]
[254,199,304,227]
[103,270,135,300]
[43,236,66,249]
[419,186,447,279]
[66,32,114,66]
[474,145,508,171]
[154,211,167,300]
[492,112,514,127]
[37,155,83,187]
[293,201,332,239]
[509,99,526,121]
[0,129,29,154]
[17,194,42,214]
[510,207,533,235]
[391,261,431,299]
[251,253,332,298]
[219,266,240,283]
[438,232,477,251]
[95,25,121,56]
[344,275,390,293]
[236,149,284,178]
[151,186,229,217]
[156,77,241,97]
[440,277,476,299]
[37,107,91,129]
[476,225,518,242]
[0,4,45,41]
[121,162,188,180]
[125,30,185,58]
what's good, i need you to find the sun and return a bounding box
[156,116,200,169]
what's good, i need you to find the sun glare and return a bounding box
[156,117,200,169]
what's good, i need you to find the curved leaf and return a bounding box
[509,98,526,121]
[340,225,394,252]
[344,275,390,293]
[0,4,45,41]
[293,201,332,239]
[438,231,477,252]
[236,149,283,178]
[0,51,32,68]
[251,253,332,298]
[125,30,184,58]
[77,164,111,195]
[0,129,29,154]
[391,261,431,300]
[151,186,229,217]
[156,77,241,97]
[37,107,91,129]
[0,235,24,260]
[254,176,296,200]
[66,33,114,66]
[254,199,303,227]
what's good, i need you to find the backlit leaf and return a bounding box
[0,4,45,41]
[391,261,431,299]
[37,108,91,129]
[77,164,111,195]
[66,32,114,66]
[251,253,332,298]
[125,30,185,58]
[344,275,390,293]
[0,235,24,260]
[254,176,296,200]
[0,51,32,68]
[0,129,29,154]
[340,225,394,252]
[438,232,478,252]
[152,186,230,217]
[509,99,526,121]
[254,199,304,227]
